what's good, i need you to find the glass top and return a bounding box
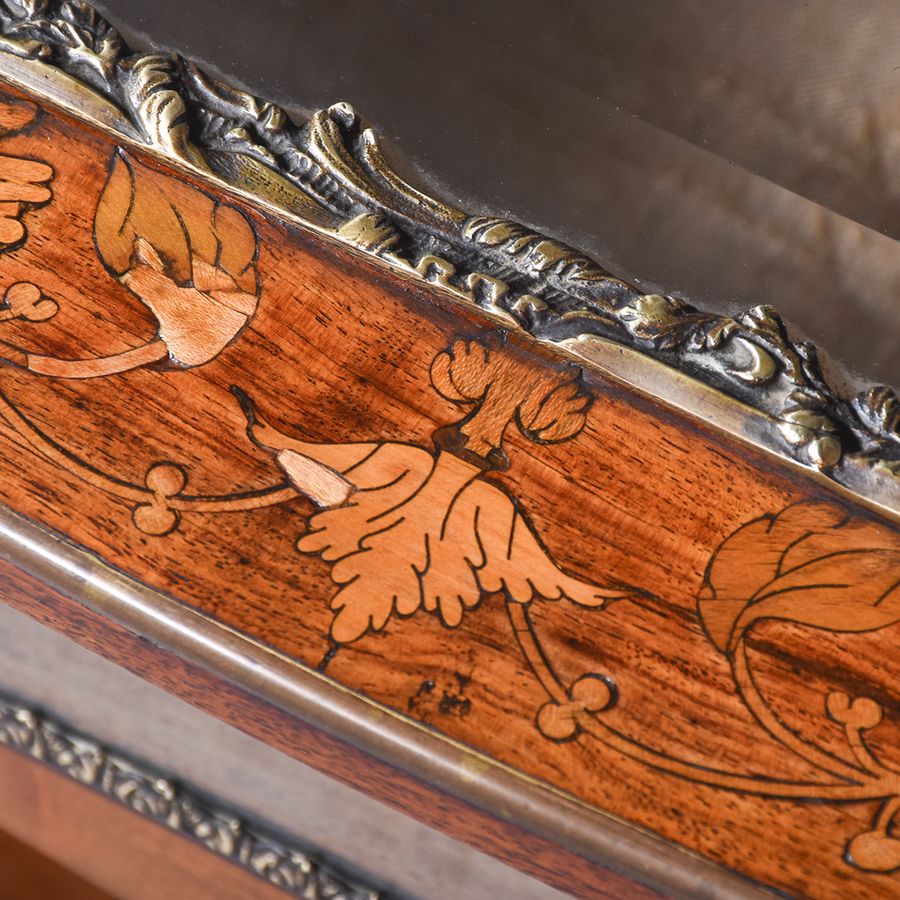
[97,0,899,386]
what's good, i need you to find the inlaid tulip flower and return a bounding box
[235,339,630,643]
[0,148,259,377]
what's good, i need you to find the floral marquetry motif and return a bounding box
[94,151,260,368]
[0,145,261,378]
[233,338,627,642]
[0,98,51,249]
[699,503,900,650]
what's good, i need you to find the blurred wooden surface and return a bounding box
[0,829,114,900]
[0,746,290,900]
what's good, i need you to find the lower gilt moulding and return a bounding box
[0,693,380,899]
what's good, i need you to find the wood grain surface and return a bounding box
[0,80,896,899]
[0,828,114,900]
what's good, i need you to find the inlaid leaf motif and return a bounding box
[0,98,52,248]
[238,389,627,644]
[0,97,39,135]
[297,445,622,643]
[517,376,590,444]
[698,500,900,653]
[94,150,259,367]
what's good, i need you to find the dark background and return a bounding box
[96,0,899,385]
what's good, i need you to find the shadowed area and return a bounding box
[96,0,900,387]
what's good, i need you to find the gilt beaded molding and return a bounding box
[0,692,380,899]
[0,0,896,509]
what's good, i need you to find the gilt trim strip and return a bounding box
[0,689,380,899]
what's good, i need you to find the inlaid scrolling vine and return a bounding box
[1,99,900,876]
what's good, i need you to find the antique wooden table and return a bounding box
[0,3,896,898]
